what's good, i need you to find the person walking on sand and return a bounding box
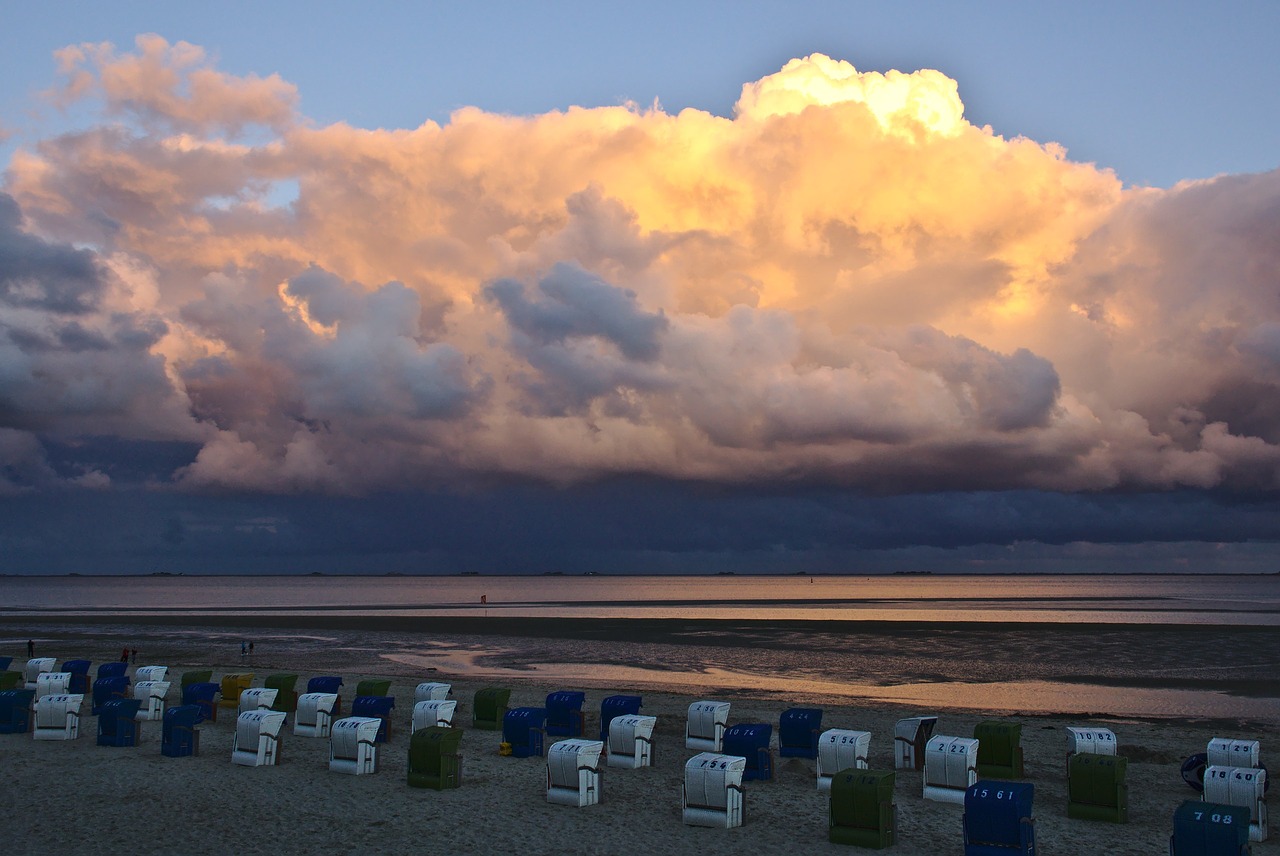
[27,639,34,657]
[248,640,255,659]
[120,647,129,663]
[130,649,137,665]
[241,641,247,660]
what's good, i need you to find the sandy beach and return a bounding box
[2,617,1276,855]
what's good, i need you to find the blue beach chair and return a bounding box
[723,723,774,781]
[599,694,642,741]
[350,696,395,743]
[161,705,201,757]
[963,780,1036,855]
[97,698,143,747]
[779,707,823,759]
[545,690,585,737]
[92,676,130,715]
[503,707,547,758]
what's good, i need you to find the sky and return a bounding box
[1,2,1279,575]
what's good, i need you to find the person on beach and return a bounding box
[120,647,129,663]
[249,641,255,658]
[130,649,137,664]
[26,639,33,657]
[241,641,247,659]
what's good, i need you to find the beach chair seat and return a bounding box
[62,660,92,694]
[599,695,642,742]
[231,710,286,766]
[817,729,872,791]
[924,735,979,804]
[1067,753,1129,823]
[1170,800,1253,855]
[135,666,168,683]
[238,687,278,716]
[350,696,395,743]
[503,707,547,758]
[407,725,463,790]
[264,674,299,714]
[412,699,458,732]
[686,700,731,752]
[414,682,451,703]
[96,698,142,747]
[97,662,127,680]
[329,716,381,775]
[779,707,823,759]
[33,693,83,740]
[182,682,219,723]
[683,753,747,828]
[161,705,202,757]
[0,689,36,734]
[895,715,938,770]
[829,769,895,848]
[723,723,774,782]
[355,679,391,697]
[218,674,253,708]
[92,676,130,715]
[547,739,604,807]
[963,780,1036,855]
[133,680,171,721]
[35,671,72,700]
[1208,739,1261,770]
[0,672,21,691]
[180,670,212,689]
[607,714,656,769]
[473,687,511,731]
[24,658,56,689]
[545,690,586,737]
[975,721,1024,779]
[295,692,339,738]
[1204,766,1267,842]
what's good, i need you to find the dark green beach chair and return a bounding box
[1067,754,1129,823]
[829,769,896,848]
[265,674,299,713]
[181,670,213,689]
[407,726,463,789]
[355,679,391,697]
[472,687,511,731]
[975,721,1024,779]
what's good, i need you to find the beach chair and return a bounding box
[1170,800,1253,855]
[161,705,202,757]
[723,723,774,782]
[183,682,219,723]
[350,696,395,743]
[829,769,896,848]
[1067,753,1129,823]
[779,707,823,759]
[963,780,1036,855]
[135,666,168,683]
[817,729,872,791]
[308,676,344,716]
[96,698,142,747]
[33,694,83,740]
[133,680,171,721]
[1208,738,1261,770]
[0,657,9,671]
[238,687,278,716]
[503,707,547,758]
[219,674,253,708]
[545,691,586,737]
[0,671,21,691]
[92,676,130,715]
[355,679,391,698]
[35,671,72,700]
[407,726,463,790]
[329,716,381,775]
[231,710,286,767]
[24,657,56,689]
[1066,727,1117,771]
[97,662,127,680]
[599,695,642,742]
[0,689,36,733]
[1204,766,1267,842]
[547,739,604,807]
[264,674,298,714]
[683,753,747,829]
[895,715,938,770]
[415,682,451,703]
[473,687,511,731]
[686,700,731,752]
[180,669,212,690]
[606,714,656,769]
[975,721,1024,779]
[923,735,979,804]
[62,660,92,694]
[412,699,457,732]
[295,693,340,738]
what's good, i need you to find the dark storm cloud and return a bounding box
[0,193,103,314]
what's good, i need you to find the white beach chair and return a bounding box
[329,716,381,775]
[816,729,871,791]
[135,666,168,683]
[33,694,83,740]
[133,680,171,721]
[607,714,656,769]
[1066,726,1117,771]
[238,687,278,716]
[683,753,747,828]
[923,735,978,804]
[35,671,72,700]
[231,710,286,767]
[686,700,730,752]
[294,692,339,738]
[546,739,604,807]
[1208,737,1261,769]
[414,682,451,703]
[24,658,57,690]
[1204,765,1268,842]
[895,715,938,770]
[412,699,457,732]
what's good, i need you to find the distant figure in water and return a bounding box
[27,639,34,657]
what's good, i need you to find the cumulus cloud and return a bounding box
[3,41,1280,495]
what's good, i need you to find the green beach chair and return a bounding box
[830,769,896,848]
[265,674,299,713]
[975,721,1024,779]
[407,726,463,789]
[472,687,511,731]
[355,679,392,698]
[0,671,22,691]
[1067,754,1129,823]
[181,670,213,689]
